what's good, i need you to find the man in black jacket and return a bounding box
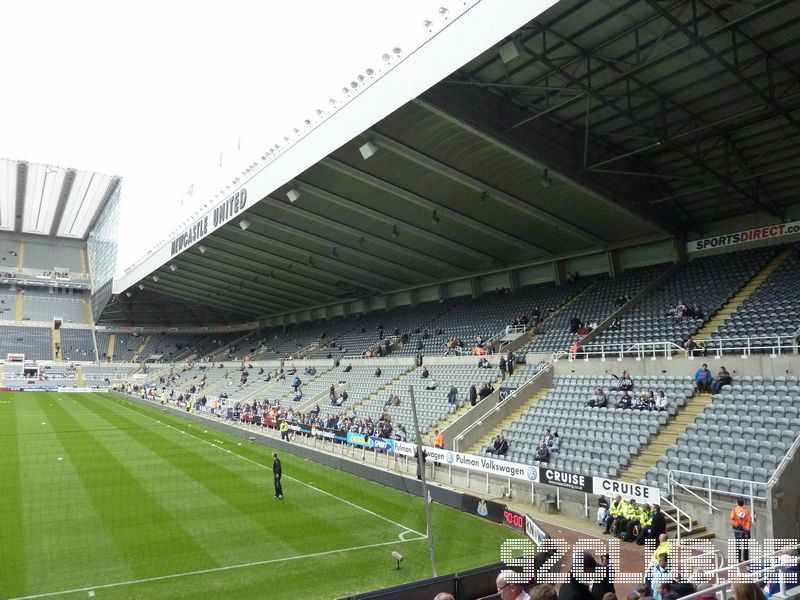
[637,503,666,545]
[272,452,283,499]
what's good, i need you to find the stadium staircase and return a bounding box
[83,300,93,325]
[695,248,792,339]
[52,328,62,363]
[106,334,116,361]
[618,391,715,540]
[516,282,597,352]
[348,366,418,414]
[619,392,713,483]
[131,335,150,363]
[79,247,88,273]
[14,291,24,322]
[75,365,86,387]
[464,387,551,455]
[0,364,4,380]
[17,241,25,268]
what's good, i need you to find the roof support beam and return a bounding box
[369,131,608,247]
[14,162,26,233]
[178,253,332,304]
[231,226,396,292]
[242,211,424,285]
[255,195,466,276]
[49,170,76,237]
[162,263,305,313]
[204,236,338,296]
[146,279,271,318]
[320,157,553,257]
[294,180,498,265]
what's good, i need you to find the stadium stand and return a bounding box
[23,241,82,272]
[21,289,88,323]
[0,326,52,359]
[82,364,139,387]
[59,328,96,361]
[647,375,800,494]
[590,247,776,348]
[485,373,696,479]
[95,332,143,362]
[713,245,800,340]
[523,264,667,353]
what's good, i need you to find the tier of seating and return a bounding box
[493,374,696,479]
[591,247,775,348]
[0,326,51,359]
[22,290,88,323]
[59,329,95,361]
[524,264,668,353]
[24,241,82,272]
[82,364,139,387]
[0,292,15,318]
[314,365,410,419]
[646,376,800,494]
[714,245,800,340]
[95,332,143,362]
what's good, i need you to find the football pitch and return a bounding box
[0,392,517,599]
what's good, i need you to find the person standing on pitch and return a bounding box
[272,452,283,499]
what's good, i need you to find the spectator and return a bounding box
[446,386,458,404]
[592,554,616,600]
[694,363,712,393]
[548,433,561,453]
[650,555,674,600]
[425,379,438,391]
[597,495,610,526]
[732,584,766,600]
[495,434,509,456]
[711,366,732,394]
[374,367,382,378]
[507,351,515,376]
[496,570,531,600]
[586,388,608,408]
[683,337,705,357]
[559,553,595,600]
[535,443,550,463]
[569,316,581,334]
[616,392,633,410]
[478,357,491,368]
[499,356,507,379]
[469,384,478,406]
[614,371,633,392]
[479,382,494,400]
[532,584,558,600]
[421,366,429,379]
[654,390,668,411]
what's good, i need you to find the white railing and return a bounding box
[668,470,768,513]
[504,324,528,335]
[659,494,694,541]
[552,335,798,362]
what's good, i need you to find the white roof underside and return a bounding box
[0,157,120,239]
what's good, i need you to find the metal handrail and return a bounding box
[668,469,767,516]
[660,494,693,540]
[453,365,550,452]
[551,335,798,361]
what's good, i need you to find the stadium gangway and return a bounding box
[552,341,685,362]
[667,469,768,520]
[679,542,800,600]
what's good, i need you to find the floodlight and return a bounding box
[152,275,159,282]
[286,188,302,203]
[359,142,379,160]
[198,245,207,254]
[498,39,520,64]
[138,284,144,290]
[169,264,177,272]
[125,292,132,297]
[239,219,250,231]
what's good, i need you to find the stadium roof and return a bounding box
[106,0,800,326]
[0,157,121,240]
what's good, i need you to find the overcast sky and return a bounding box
[0,0,442,273]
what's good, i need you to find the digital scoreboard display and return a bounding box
[503,509,526,533]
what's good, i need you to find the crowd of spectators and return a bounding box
[694,364,732,394]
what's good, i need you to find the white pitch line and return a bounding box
[110,397,427,538]
[8,536,424,600]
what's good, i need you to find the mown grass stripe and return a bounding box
[13,397,128,595]
[36,395,216,577]
[79,393,401,552]
[67,393,313,561]
[0,398,27,597]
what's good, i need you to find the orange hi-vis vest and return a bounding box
[434,432,444,448]
[729,505,752,531]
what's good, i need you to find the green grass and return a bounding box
[0,392,518,599]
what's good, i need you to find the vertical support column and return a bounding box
[470,277,481,300]
[508,270,520,294]
[672,233,688,265]
[607,250,620,279]
[554,260,567,286]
